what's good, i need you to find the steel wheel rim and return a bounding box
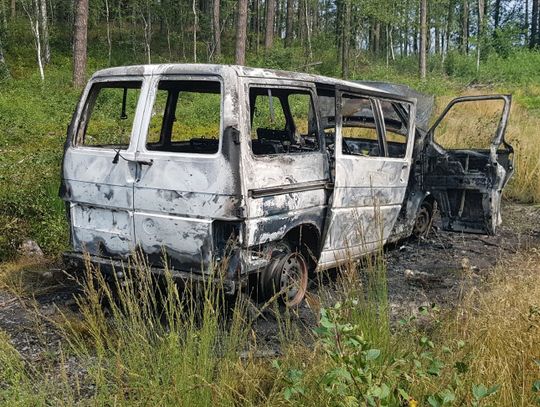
[278,252,308,307]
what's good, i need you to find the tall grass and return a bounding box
[1,248,539,405]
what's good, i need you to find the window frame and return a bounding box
[378,98,411,159]
[73,76,145,152]
[139,75,225,158]
[339,92,386,158]
[336,89,415,161]
[246,82,323,159]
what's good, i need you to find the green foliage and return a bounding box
[0,69,78,259]
[311,303,406,406]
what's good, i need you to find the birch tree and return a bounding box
[22,0,45,81]
[39,0,50,64]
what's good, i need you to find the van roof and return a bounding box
[91,63,387,94]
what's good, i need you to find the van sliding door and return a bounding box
[318,89,416,269]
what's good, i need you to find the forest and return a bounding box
[0,0,536,82]
[0,0,539,406]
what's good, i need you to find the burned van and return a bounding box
[60,64,512,305]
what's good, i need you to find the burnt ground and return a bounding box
[1,201,540,375]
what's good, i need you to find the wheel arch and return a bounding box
[283,222,321,270]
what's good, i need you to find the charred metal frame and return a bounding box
[60,65,513,296]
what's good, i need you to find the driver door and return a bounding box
[423,95,513,235]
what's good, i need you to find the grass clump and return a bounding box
[57,255,260,405]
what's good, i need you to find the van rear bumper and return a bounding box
[62,251,241,295]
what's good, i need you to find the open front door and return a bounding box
[424,95,513,235]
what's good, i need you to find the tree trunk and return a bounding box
[445,0,453,57]
[0,36,9,79]
[419,0,427,79]
[22,1,44,81]
[10,0,14,18]
[235,0,248,65]
[105,0,112,64]
[531,0,539,48]
[192,0,197,62]
[304,0,312,61]
[493,0,501,31]
[1,0,7,29]
[40,0,50,64]
[255,0,260,54]
[341,0,350,78]
[213,0,221,59]
[435,24,440,54]
[374,22,381,56]
[525,0,529,43]
[461,0,469,54]
[72,0,89,87]
[264,0,275,50]
[297,0,305,44]
[477,0,484,71]
[285,0,294,47]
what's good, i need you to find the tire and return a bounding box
[258,241,309,307]
[412,200,433,237]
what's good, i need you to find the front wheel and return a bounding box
[412,200,434,237]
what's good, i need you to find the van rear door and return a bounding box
[424,95,512,234]
[61,78,146,257]
[131,75,240,272]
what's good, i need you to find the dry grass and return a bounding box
[447,250,540,405]
[406,249,540,406]
[0,257,57,297]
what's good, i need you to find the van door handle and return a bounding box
[136,159,153,166]
[400,163,409,183]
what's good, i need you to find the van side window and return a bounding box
[249,87,319,156]
[77,81,142,148]
[380,99,409,158]
[147,80,221,154]
[341,95,383,157]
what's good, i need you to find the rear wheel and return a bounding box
[259,242,309,307]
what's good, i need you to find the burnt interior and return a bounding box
[249,87,320,155]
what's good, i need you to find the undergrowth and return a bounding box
[1,249,539,405]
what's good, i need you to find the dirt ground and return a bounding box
[1,201,540,368]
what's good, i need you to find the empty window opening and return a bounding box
[380,99,409,159]
[147,80,222,154]
[341,95,383,157]
[77,81,142,148]
[249,87,319,155]
[432,99,505,150]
